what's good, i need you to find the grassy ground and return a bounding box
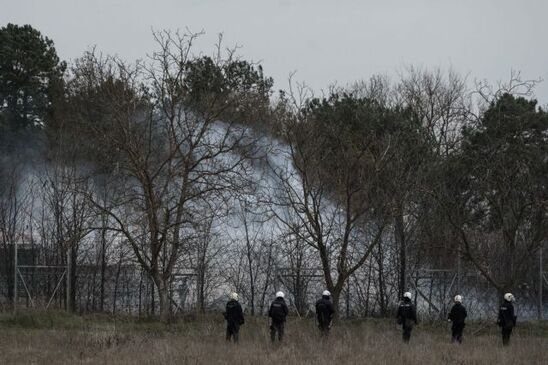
[0,311,547,364]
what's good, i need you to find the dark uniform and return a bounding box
[497,300,516,346]
[448,302,467,343]
[268,297,289,342]
[315,296,335,337]
[224,298,244,342]
[397,298,418,343]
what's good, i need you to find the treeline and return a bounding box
[0,24,547,320]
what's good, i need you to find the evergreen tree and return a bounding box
[0,23,65,134]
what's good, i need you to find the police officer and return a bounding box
[497,292,517,346]
[315,290,335,337]
[268,291,289,342]
[223,292,244,343]
[396,291,418,343]
[448,294,467,343]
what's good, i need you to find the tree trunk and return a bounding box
[331,288,342,316]
[150,278,155,315]
[152,274,171,322]
[69,243,78,312]
[197,264,206,313]
[100,222,107,312]
[395,209,406,299]
[243,216,255,315]
[138,270,143,316]
[365,263,372,317]
[2,244,14,301]
[112,252,123,315]
[377,241,386,316]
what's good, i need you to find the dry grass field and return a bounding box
[0,311,547,365]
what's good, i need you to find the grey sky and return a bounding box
[3,0,548,103]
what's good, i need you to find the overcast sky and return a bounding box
[3,0,548,104]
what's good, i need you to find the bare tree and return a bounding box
[66,31,270,321]
[267,86,398,312]
[37,161,94,311]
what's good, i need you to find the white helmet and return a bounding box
[322,290,331,297]
[403,292,412,299]
[230,292,238,300]
[454,295,463,303]
[276,291,285,298]
[504,293,514,302]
